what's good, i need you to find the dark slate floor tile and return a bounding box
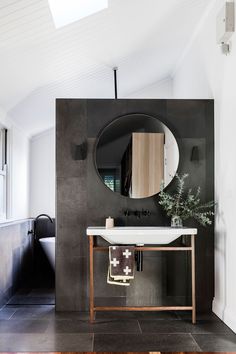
[96,310,178,320]
[29,288,55,297]
[14,288,31,296]
[11,306,89,321]
[6,304,53,308]
[7,295,55,305]
[0,319,49,333]
[177,310,220,321]
[193,333,236,351]
[94,333,201,351]
[47,319,141,334]
[0,333,93,351]
[139,318,234,335]
[139,319,190,333]
[0,307,17,320]
[135,311,179,320]
[95,311,138,320]
[54,311,89,320]
[10,305,55,319]
[188,319,235,334]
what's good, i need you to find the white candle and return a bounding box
[106,216,114,228]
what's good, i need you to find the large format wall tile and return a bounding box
[56,99,87,178]
[56,256,88,311]
[0,220,33,307]
[56,99,214,312]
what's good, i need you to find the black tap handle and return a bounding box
[142,209,151,216]
[124,209,130,217]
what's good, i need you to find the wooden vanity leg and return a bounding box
[191,234,196,324]
[89,236,95,323]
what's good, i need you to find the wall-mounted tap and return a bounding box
[33,214,53,239]
[141,209,151,217]
[34,213,53,223]
[124,209,151,219]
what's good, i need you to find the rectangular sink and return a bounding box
[86,226,197,245]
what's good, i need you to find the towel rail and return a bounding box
[94,306,193,311]
[93,246,192,251]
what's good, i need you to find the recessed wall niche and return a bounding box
[56,99,214,312]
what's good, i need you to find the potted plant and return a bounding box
[159,173,215,227]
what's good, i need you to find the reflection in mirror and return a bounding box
[96,114,179,199]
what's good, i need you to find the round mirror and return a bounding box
[95,113,179,199]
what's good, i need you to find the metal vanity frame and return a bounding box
[88,233,196,324]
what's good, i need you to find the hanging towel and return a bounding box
[107,246,135,286]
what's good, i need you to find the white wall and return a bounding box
[30,128,55,218]
[127,77,173,98]
[0,106,30,220]
[172,0,236,332]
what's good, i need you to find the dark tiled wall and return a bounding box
[56,99,214,312]
[34,218,55,288]
[0,220,33,308]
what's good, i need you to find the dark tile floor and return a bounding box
[7,288,55,305]
[0,290,236,351]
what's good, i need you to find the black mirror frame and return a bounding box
[93,113,180,200]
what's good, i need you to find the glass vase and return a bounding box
[171,215,183,228]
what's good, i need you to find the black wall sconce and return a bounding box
[71,140,87,160]
[190,146,200,162]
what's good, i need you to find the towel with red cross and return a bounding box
[107,245,135,286]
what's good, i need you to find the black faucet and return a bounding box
[124,209,151,219]
[34,213,53,223]
[33,214,53,239]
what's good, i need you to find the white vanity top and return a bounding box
[86,226,197,245]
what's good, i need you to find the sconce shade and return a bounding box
[191,146,199,161]
[71,141,87,160]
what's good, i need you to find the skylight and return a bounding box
[48,0,108,28]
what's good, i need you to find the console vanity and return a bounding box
[87,226,197,324]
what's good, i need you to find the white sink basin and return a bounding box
[86,226,197,245]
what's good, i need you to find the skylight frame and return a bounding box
[48,0,108,29]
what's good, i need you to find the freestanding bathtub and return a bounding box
[39,237,55,270]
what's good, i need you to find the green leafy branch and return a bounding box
[159,173,215,226]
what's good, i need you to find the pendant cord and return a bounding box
[113,67,118,99]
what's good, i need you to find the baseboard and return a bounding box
[212,298,225,319]
[213,298,236,333]
[223,307,236,333]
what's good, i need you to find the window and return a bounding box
[48,0,108,28]
[0,128,7,220]
[99,168,121,193]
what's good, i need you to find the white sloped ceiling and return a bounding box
[0,0,212,136]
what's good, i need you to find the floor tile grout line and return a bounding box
[135,331,199,335]
[137,319,142,334]
[192,332,236,336]
[189,332,203,352]
[68,331,142,335]
[87,332,211,335]
[91,332,95,351]
[7,308,18,320]
[138,319,188,322]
